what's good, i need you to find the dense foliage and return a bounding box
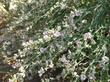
[0,0,110,82]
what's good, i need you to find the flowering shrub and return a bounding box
[0,0,110,82]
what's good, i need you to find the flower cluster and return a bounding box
[43,28,61,42]
[0,0,110,82]
[99,56,109,69]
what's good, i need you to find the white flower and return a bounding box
[50,7,54,11]
[38,38,44,43]
[22,42,27,47]
[28,39,34,44]
[60,55,69,64]
[68,11,77,30]
[62,0,66,2]
[40,47,47,53]
[19,66,25,73]
[53,31,61,37]
[88,73,96,80]
[43,35,51,42]
[108,79,110,82]
[60,55,67,62]
[102,56,109,63]
[84,32,93,41]
[38,67,45,76]
[28,0,32,3]
[8,79,13,82]
[18,73,25,77]
[11,64,17,69]
[46,60,54,68]
[73,72,79,78]
[60,3,67,9]
[67,42,73,45]
[43,31,48,35]
[48,60,54,68]
[57,26,61,31]
[75,40,81,48]
[8,74,18,82]
[13,54,18,59]
[9,1,17,11]
[7,51,11,55]
[88,69,96,80]
[22,40,34,47]
[82,19,87,24]
[80,74,87,81]
[49,29,55,34]
[26,27,30,31]
[75,9,83,16]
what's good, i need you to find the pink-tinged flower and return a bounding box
[84,32,93,41]
[53,31,61,37]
